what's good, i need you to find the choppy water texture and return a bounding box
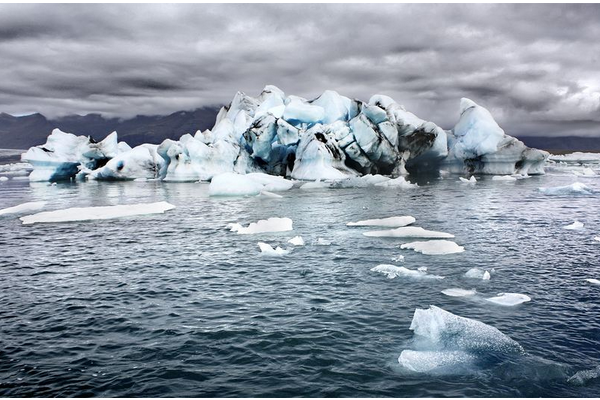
[1,165,599,397]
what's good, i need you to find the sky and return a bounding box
[0,3,599,136]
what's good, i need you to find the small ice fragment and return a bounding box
[0,176,8,181]
[0,201,47,216]
[229,217,293,234]
[370,264,443,280]
[363,226,454,238]
[594,236,600,242]
[315,238,332,246]
[563,220,584,230]
[259,190,283,198]
[539,182,593,195]
[374,176,418,188]
[465,268,491,280]
[392,255,405,262]
[300,181,330,190]
[257,242,289,256]
[483,271,491,280]
[586,278,600,285]
[485,293,531,306]
[288,236,305,246]
[401,240,465,255]
[458,176,476,184]
[347,216,416,227]
[441,288,477,297]
[492,175,517,181]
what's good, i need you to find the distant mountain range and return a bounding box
[1,109,599,152]
[0,108,220,149]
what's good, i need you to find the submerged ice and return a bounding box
[21,87,549,183]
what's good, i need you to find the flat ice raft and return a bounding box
[20,201,175,224]
[363,226,454,238]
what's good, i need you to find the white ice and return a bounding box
[586,278,600,285]
[0,201,46,216]
[257,242,289,256]
[563,220,584,230]
[347,216,416,227]
[465,268,491,280]
[374,176,418,189]
[20,201,175,225]
[228,217,293,234]
[401,240,465,255]
[485,293,531,306]
[492,175,517,181]
[0,176,8,182]
[399,350,478,373]
[363,226,454,239]
[315,238,332,246]
[459,176,477,184]
[370,264,443,280]
[441,288,477,297]
[209,172,293,197]
[288,236,305,246]
[539,182,593,195]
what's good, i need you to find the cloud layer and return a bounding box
[1,4,599,136]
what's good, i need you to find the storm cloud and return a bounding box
[1,3,599,136]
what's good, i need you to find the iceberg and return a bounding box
[441,288,477,297]
[465,268,491,280]
[563,220,584,230]
[400,240,465,255]
[19,201,175,224]
[257,242,289,256]
[485,293,531,306]
[363,226,454,238]
[228,217,293,234]
[347,216,416,227]
[539,182,593,195]
[398,306,524,373]
[370,264,443,280]
[288,236,305,246]
[90,144,164,181]
[0,201,46,216]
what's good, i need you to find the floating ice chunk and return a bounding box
[374,176,418,188]
[90,144,164,181]
[486,293,531,306]
[539,182,593,195]
[392,255,405,262]
[371,264,443,280]
[399,350,478,373]
[441,288,477,297]
[586,278,600,285]
[492,175,517,181]
[259,190,283,199]
[363,226,454,239]
[568,365,600,386]
[246,173,294,192]
[0,201,47,216]
[459,176,477,184]
[288,236,305,246]
[209,172,293,197]
[563,220,584,230]
[257,242,289,256]
[315,238,332,246]
[398,305,524,373]
[20,201,175,225]
[299,180,330,190]
[594,236,600,242]
[465,268,491,280]
[229,217,293,234]
[0,176,8,182]
[401,240,465,255]
[347,216,416,227]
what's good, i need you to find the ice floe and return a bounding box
[465,268,491,280]
[0,201,46,216]
[401,240,465,255]
[228,217,293,234]
[492,175,517,181]
[257,242,289,256]
[371,264,443,280]
[288,236,305,246]
[563,220,584,230]
[441,288,477,297]
[485,293,531,306]
[459,176,477,184]
[209,172,293,197]
[347,216,415,227]
[539,182,593,195]
[585,278,600,285]
[19,201,175,224]
[398,305,524,373]
[315,237,332,246]
[363,226,454,239]
[374,176,418,189]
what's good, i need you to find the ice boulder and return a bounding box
[398,306,524,373]
[444,99,548,175]
[90,144,164,180]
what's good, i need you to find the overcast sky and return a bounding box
[0,3,599,136]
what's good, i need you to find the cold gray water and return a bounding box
[0,163,599,397]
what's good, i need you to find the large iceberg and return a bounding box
[398,306,524,373]
[22,87,549,182]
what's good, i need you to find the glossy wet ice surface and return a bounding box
[0,169,599,397]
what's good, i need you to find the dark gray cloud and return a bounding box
[0,3,599,136]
